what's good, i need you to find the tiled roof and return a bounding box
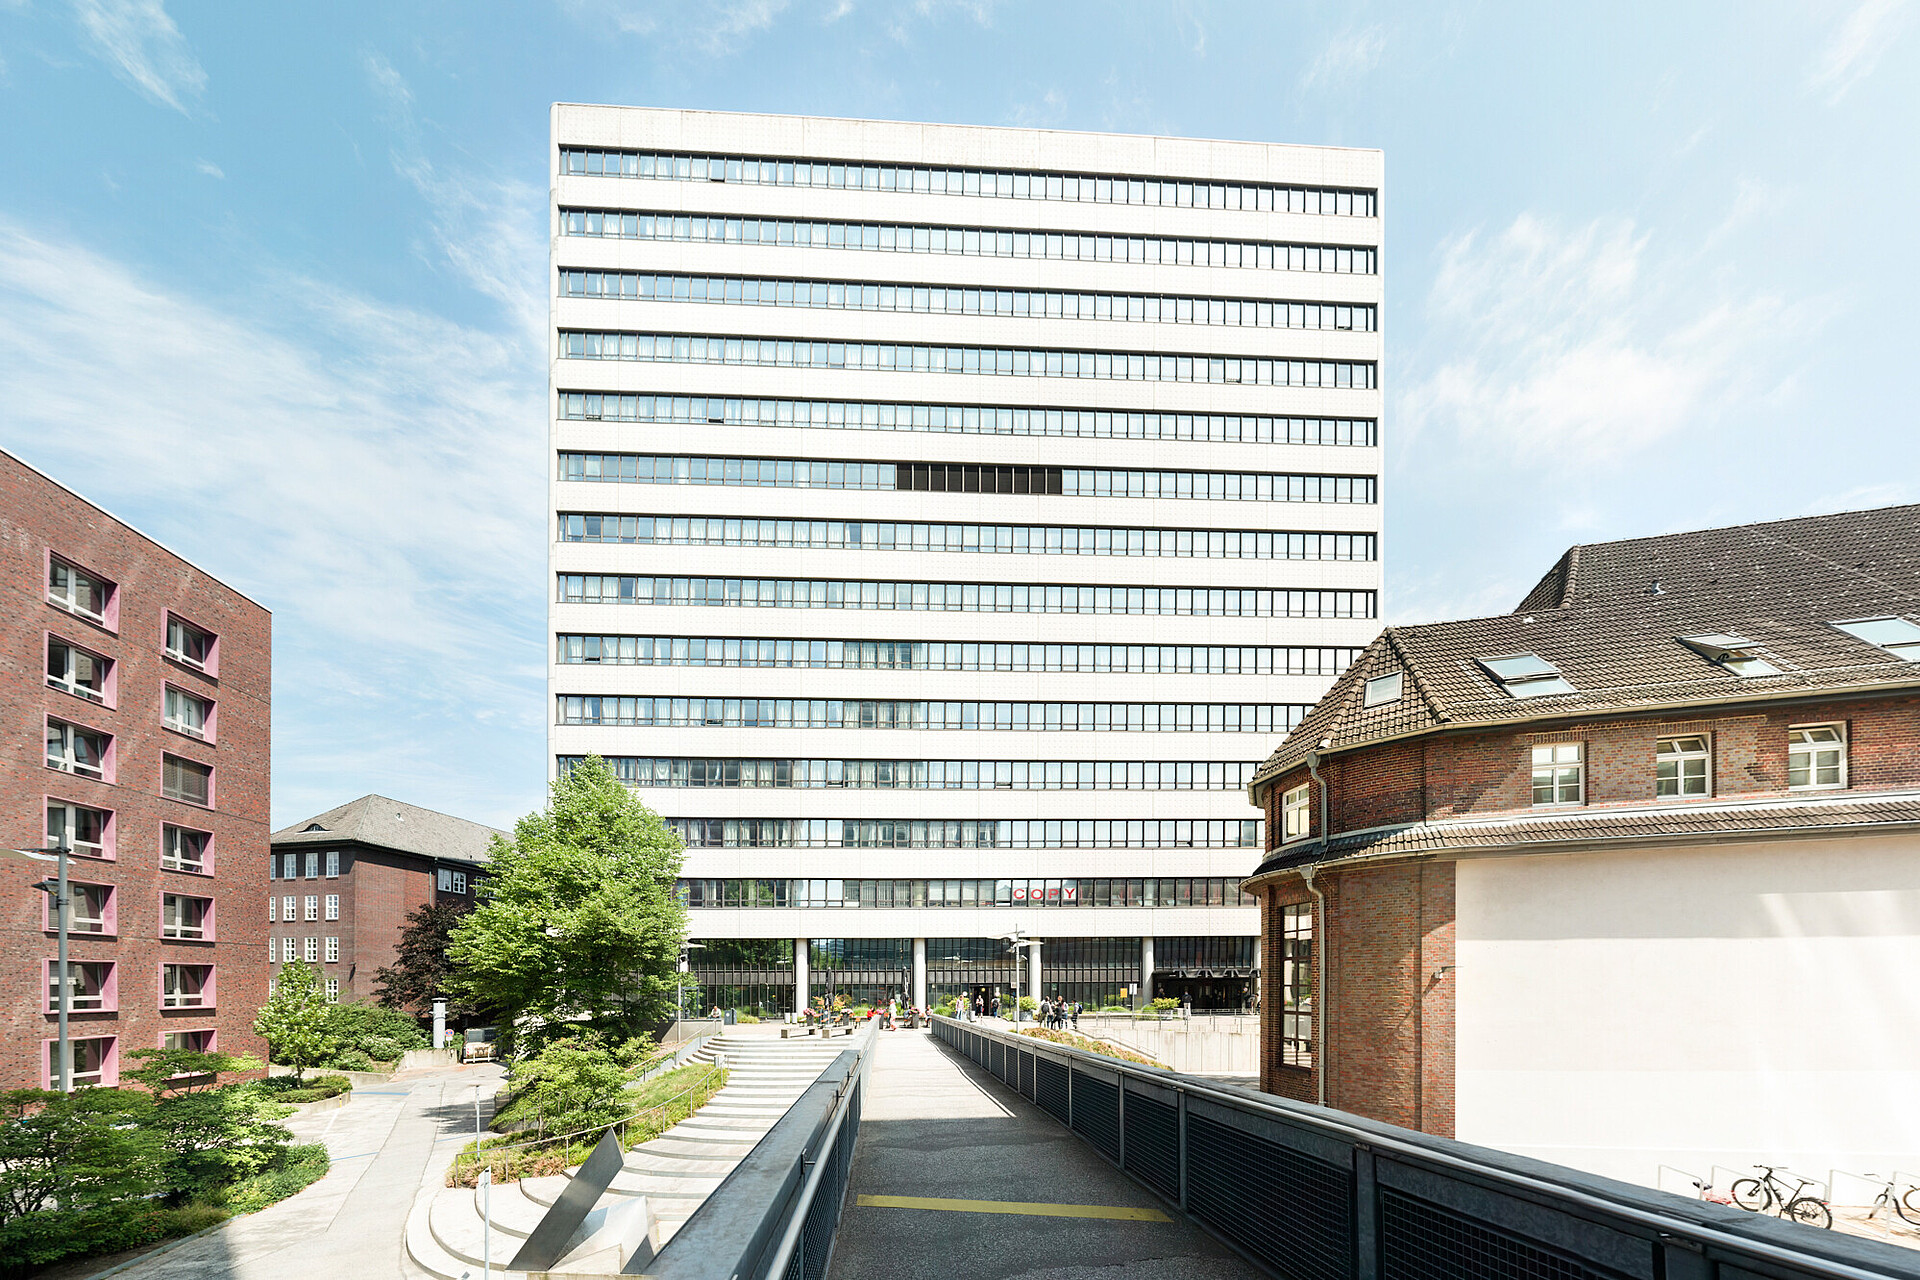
[272,794,504,865]
[1251,503,1920,798]
[1246,793,1920,880]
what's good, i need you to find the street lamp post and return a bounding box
[677,942,705,1021]
[7,842,72,1091]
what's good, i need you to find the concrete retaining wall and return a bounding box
[1076,1013,1258,1075]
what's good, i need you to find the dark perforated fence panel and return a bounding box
[927,1016,1920,1280]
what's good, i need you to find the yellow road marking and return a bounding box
[855,1194,1170,1221]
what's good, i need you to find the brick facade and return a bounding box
[1,451,270,1088]
[1251,691,1920,1135]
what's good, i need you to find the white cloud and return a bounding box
[1807,0,1909,103]
[194,158,223,179]
[560,0,792,54]
[1396,213,1807,469]
[0,219,548,827]
[1299,23,1386,91]
[821,0,854,18]
[70,0,205,113]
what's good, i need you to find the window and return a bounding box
[324,850,339,877]
[163,1029,214,1052]
[1788,725,1847,790]
[46,719,109,779]
[283,853,299,879]
[324,894,339,920]
[555,636,1364,676]
[304,852,319,879]
[163,687,214,739]
[161,964,213,1009]
[58,1036,116,1088]
[1480,653,1576,699]
[281,895,295,921]
[1279,902,1314,1067]
[47,638,110,703]
[556,698,1307,734]
[303,937,319,963]
[48,558,112,623]
[324,936,339,963]
[161,894,211,941]
[46,802,109,858]
[437,868,453,892]
[67,882,112,935]
[1281,784,1311,842]
[1656,735,1712,798]
[1531,744,1584,805]
[1677,633,1780,677]
[164,615,216,669]
[324,978,340,1003]
[304,895,318,921]
[48,960,115,1012]
[1831,616,1920,662]
[161,755,212,806]
[162,825,209,874]
[1363,672,1402,707]
[268,897,276,922]
[280,937,296,962]
[451,871,467,895]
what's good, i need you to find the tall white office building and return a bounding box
[548,107,1382,1016]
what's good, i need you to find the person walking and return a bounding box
[1070,1000,1082,1030]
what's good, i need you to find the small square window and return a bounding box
[1531,743,1583,805]
[1281,783,1311,842]
[161,754,212,806]
[1831,616,1920,662]
[47,802,110,859]
[47,720,110,780]
[1656,735,1712,798]
[163,687,214,740]
[49,558,114,625]
[451,871,467,895]
[47,638,111,704]
[437,868,454,892]
[161,893,212,940]
[165,615,217,670]
[1363,672,1403,707]
[1788,724,1847,790]
[162,825,209,874]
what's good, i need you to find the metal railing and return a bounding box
[932,1016,1920,1280]
[648,1026,874,1280]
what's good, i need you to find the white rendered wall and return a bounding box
[1455,835,1920,1189]
[548,107,1383,963]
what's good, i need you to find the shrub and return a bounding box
[220,1143,330,1214]
[325,1050,375,1072]
[735,1013,761,1024]
[254,963,337,1081]
[1096,1005,1130,1014]
[328,1003,429,1060]
[932,999,957,1017]
[0,1089,170,1266]
[492,1038,632,1140]
[1149,997,1180,1013]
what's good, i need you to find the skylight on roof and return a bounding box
[1476,652,1575,699]
[1677,633,1780,678]
[1832,616,1920,662]
[1363,671,1403,707]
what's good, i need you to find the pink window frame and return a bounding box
[45,550,119,633]
[45,1035,118,1088]
[43,630,118,709]
[160,682,219,744]
[161,610,220,677]
[43,958,119,1014]
[160,820,215,876]
[47,878,117,936]
[44,794,116,861]
[158,1027,218,1052]
[45,715,115,785]
[161,752,215,808]
[159,962,216,1010]
[160,891,216,942]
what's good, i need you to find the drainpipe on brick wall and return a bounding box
[1302,751,1331,1108]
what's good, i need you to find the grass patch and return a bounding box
[1016,1027,1164,1069]
[447,1063,727,1187]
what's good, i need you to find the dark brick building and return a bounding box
[1245,504,1920,1187]
[269,795,499,1005]
[2,449,271,1088]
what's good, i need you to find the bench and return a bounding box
[780,1026,817,1038]
[822,1025,856,1037]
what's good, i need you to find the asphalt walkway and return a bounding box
[826,1030,1259,1280]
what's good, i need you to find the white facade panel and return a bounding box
[550,107,1381,1010]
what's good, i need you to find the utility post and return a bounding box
[1000,930,1044,1025]
[8,842,71,1091]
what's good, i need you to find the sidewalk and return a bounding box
[826,1031,1258,1280]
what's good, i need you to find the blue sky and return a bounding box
[1,1,1914,829]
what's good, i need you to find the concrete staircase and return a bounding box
[404,1031,850,1279]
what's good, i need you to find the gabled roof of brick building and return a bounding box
[1249,503,1920,801]
[272,795,504,865]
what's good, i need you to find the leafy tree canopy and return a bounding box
[373,900,482,1019]
[0,1089,166,1229]
[448,756,686,1051]
[253,962,337,1081]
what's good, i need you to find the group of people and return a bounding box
[949,991,1082,1029]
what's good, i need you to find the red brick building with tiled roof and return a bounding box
[1244,504,1920,1188]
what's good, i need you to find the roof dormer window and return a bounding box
[1476,653,1574,699]
[1362,671,1403,707]
[1831,616,1920,662]
[1677,633,1780,677]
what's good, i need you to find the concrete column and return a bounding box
[1140,936,1156,1007]
[912,938,927,1011]
[1250,935,1262,1012]
[1028,941,1044,1004]
[794,938,810,1014]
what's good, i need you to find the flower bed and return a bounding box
[1015,1026,1164,1068]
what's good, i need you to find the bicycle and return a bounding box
[1729,1165,1832,1229]
[1862,1174,1920,1227]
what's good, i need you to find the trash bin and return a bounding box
[723,1009,737,1025]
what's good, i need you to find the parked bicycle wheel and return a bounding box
[1730,1179,1770,1211]
[1786,1197,1832,1230]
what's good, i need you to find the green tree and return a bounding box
[448,756,686,1051]
[254,962,337,1081]
[372,900,476,1019]
[0,1088,167,1254]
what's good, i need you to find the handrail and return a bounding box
[759,1035,870,1279]
[936,1017,1920,1280]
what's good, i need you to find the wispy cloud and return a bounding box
[0,219,547,827]
[1807,0,1909,102]
[1396,212,1809,469]
[561,0,793,55]
[1298,23,1386,91]
[194,158,223,179]
[70,0,205,113]
[821,0,854,19]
